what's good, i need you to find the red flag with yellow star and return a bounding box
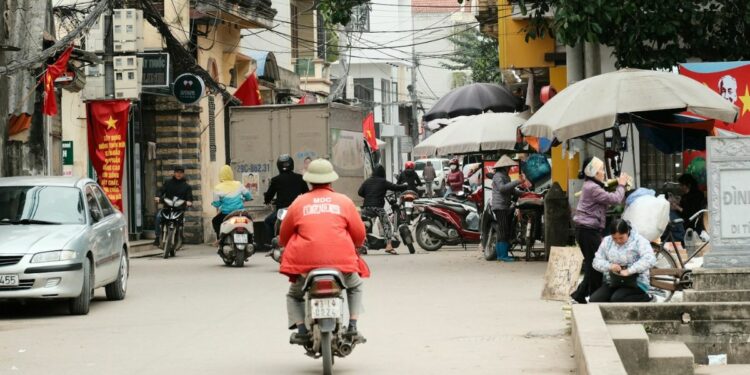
[86,100,131,210]
[234,72,263,106]
[41,45,74,116]
[362,112,378,151]
[679,62,750,134]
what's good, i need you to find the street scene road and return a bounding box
[0,246,574,375]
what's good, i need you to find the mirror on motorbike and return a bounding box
[277,209,288,220]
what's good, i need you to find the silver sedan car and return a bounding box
[0,176,129,315]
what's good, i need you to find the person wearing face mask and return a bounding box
[590,219,656,303]
[570,156,629,304]
[445,158,464,197]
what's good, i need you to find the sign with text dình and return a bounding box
[541,246,584,301]
[705,136,750,267]
[86,100,131,211]
[172,73,205,105]
[140,52,170,88]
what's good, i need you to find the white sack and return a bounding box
[622,194,670,242]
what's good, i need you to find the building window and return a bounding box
[128,72,135,80]
[347,4,370,32]
[381,79,391,124]
[116,72,123,80]
[639,133,683,190]
[354,78,374,110]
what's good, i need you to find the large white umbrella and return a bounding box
[413,112,524,157]
[521,68,739,142]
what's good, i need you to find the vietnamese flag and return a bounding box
[87,100,131,211]
[362,112,378,151]
[41,45,74,116]
[235,72,262,106]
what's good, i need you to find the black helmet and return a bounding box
[373,164,386,178]
[277,154,294,172]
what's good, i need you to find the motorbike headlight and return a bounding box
[31,250,77,263]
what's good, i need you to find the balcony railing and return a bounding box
[193,0,276,29]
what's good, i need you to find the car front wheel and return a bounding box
[69,258,92,315]
[105,251,128,301]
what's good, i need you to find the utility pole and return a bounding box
[104,1,115,98]
[409,54,419,147]
[0,0,7,176]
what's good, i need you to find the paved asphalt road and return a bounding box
[0,245,575,374]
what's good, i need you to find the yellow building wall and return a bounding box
[547,66,579,190]
[497,2,556,69]
[143,0,190,49]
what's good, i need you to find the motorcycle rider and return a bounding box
[279,159,369,345]
[264,154,309,241]
[358,164,407,255]
[153,166,193,246]
[491,156,529,262]
[397,161,423,193]
[211,165,253,246]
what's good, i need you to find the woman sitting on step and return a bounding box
[590,219,656,303]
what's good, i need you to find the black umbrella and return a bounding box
[422,83,522,122]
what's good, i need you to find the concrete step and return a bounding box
[684,289,750,302]
[692,268,750,291]
[129,239,162,258]
[608,324,649,374]
[695,364,750,374]
[647,341,695,375]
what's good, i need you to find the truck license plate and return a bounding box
[311,298,342,319]
[233,233,248,244]
[0,274,19,287]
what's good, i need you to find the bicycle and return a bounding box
[649,208,709,301]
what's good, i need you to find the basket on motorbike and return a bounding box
[516,193,544,210]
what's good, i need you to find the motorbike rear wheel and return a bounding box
[321,331,333,375]
[415,219,444,251]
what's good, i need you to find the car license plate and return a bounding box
[405,201,414,208]
[0,274,19,287]
[311,298,342,319]
[233,233,248,244]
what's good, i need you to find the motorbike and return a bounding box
[159,196,186,259]
[295,268,364,375]
[218,210,256,267]
[268,208,288,263]
[413,186,483,251]
[360,191,417,255]
[480,187,547,261]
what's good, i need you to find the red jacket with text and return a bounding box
[279,185,367,277]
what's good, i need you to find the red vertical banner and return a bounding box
[86,100,131,211]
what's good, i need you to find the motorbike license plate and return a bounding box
[0,274,19,287]
[404,201,414,208]
[233,233,248,244]
[311,298,342,319]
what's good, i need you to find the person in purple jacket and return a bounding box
[570,156,629,304]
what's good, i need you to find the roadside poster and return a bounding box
[86,100,131,210]
[62,140,73,177]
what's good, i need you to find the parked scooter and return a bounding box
[268,208,288,263]
[414,186,483,251]
[480,187,547,261]
[360,191,416,254]
[293,268,364,375]
[159,196,186,259]
[218,210,255,267]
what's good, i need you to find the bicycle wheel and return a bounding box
[650,245,679,302]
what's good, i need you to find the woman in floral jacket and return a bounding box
[590,219,656,303]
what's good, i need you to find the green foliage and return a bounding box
[316,0,370,26]
[441,28,500,83]
[517,0,750,69]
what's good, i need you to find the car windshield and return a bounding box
[415,162,425,171]
[0,186,85,225]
